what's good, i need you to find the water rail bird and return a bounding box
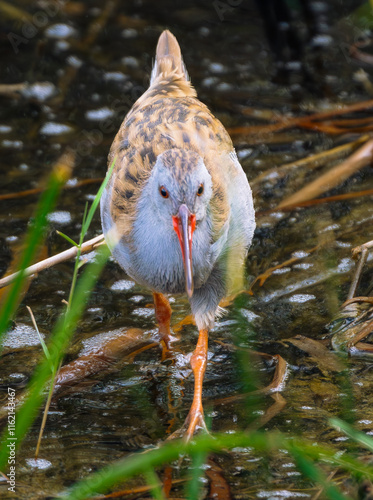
[101,30,255,440]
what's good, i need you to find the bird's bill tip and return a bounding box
[172,204,196,298]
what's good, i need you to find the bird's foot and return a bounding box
[167,407,209,442]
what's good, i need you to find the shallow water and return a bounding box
[1,1,373,498]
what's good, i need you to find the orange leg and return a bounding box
[153,292,172,358]
[184,328,209,441]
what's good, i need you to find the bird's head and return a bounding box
[148,148,213,297]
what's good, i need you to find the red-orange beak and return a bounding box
[172,204,196,298]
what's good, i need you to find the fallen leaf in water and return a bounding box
[54,328,157,393]
[206,457,232,500]
[285,335,344,373]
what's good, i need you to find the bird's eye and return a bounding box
[197,184,204,196]
[159,186,169,198]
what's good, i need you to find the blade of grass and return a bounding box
[58,432,278,500]
[0,153,74,343]
[29,158,116,459]
[330,418,373,453]
[80,154,117,239]
[34,360,61,460]
[26,304,59,459]
[66,202,88,310]
[289,443,351,500]
[185,449,207,500]
[59,431,373,500]
[232,294,262,426]
[143,468,166,500]
[0,243,112,470]
[26,305,51,367]
[56,231,79,248]
[290,438,373,478]
[66,155,116,310]
[33,158,116,455]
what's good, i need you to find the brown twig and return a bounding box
[346,246,370,301]
[350,39,373,66]
[247,246,318,294]
[229,99,373,138]
[0,234,105,289]
[257,187,373,217]
[0,178,103,202]
[342,296,373,307]
[214,352,287,405]
[251,135,371,187]
[277,138,373,208]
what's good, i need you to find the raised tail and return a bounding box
[150,30,189,85]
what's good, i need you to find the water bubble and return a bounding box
[40,122,73,135]
[26,458,52,469]
[67,55,82,68]
[47,210,72,225]
[288,294,316,303]
[2,324,43,349]
[122,28,137,38]
[201,76,219,87]
[272,267,291,275]
[23,82,57,101]
[110,280,135,291]
[85,107,114,121]
[208,62,225,74]
[337,258,354,273]
[237,148,253,160]
[45,23,77,39]
[291,250,309,259]
[1,140,23,149]
[104,72,128,82]
[129,295,145,303]
[257,490,309,498]
[132,308,154,318]
[122,56,139,67]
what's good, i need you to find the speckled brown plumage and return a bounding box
[107,62,232,243]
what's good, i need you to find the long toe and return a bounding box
[167,406,209,442]
[184,407,209,442]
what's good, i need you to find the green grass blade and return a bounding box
[330,418,373,453]
[26,305,52,368]
[144,468,166,500]
[65,155,116,309]
[0,244,111,470]
[289,444,351,500]
[58,432,285,500]
[80,155,117,239]
[290,438,373,478]
[185,449,207,500]
[56,231,79,248]
[59,429,373,500]
[0,154,73,343]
